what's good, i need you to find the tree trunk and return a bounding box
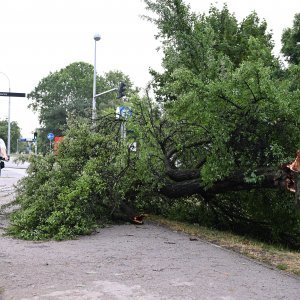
[160,167,288,199]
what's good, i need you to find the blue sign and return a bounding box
[119,106,132,118]
[47,133,54,141]
[19,138,27,142]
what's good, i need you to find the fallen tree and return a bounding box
[7,1,300,247]
[139,0,300,205]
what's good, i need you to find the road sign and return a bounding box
[119,106,132,119]
[0,92,26,97]
[19,138,34,142]
[47,133,55,141]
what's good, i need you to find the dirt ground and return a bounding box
[1,161,300,300]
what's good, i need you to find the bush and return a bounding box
[162,190,300,249]
[9,119,136,240]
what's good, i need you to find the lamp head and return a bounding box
[94,33,101,41]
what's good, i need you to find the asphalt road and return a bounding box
[0,159,300,300]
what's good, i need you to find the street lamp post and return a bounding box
[92,33,101,124]
[0,72,11,156]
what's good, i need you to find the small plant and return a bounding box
[277,264,288,271]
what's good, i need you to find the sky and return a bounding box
[0,0,300,138]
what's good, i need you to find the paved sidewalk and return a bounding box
[1,223,300,300]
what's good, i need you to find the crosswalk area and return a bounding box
[0,165,23,209]
[0,184,15,194]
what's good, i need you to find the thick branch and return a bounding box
[160,168,288,199]
[165,168,200,182]
[218,93,243,110]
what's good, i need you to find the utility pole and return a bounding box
[0,72,26,156]
[92,33,101,125]
[0,72,11,156]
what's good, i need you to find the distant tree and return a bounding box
[281,13,300,64]
[28,62,135,137]
[0,120,21,153]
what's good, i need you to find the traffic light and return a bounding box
[33,131,37,140]
[117,82,126,99]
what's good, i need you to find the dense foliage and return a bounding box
[281,13,300,64]
[8,1,300,247]
[140,0,300,247]
[9,116,138,239]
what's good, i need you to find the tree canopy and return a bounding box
[143,0,299,191]
[281,13,300,64]
[0,120,21,153]
[28,62,134,136]
[27,62,135,153]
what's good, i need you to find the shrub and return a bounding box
[9,119,136,240]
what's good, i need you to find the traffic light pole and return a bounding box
[91,87,119,127]
[92,81,126,126]
[95,87,117,98]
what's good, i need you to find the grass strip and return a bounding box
[148,215,300,277]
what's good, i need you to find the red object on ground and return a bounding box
[130,214,145,225]
[288,150,300,173]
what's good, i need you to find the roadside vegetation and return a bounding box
[149,215,300,277]
[5,0,300,263]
